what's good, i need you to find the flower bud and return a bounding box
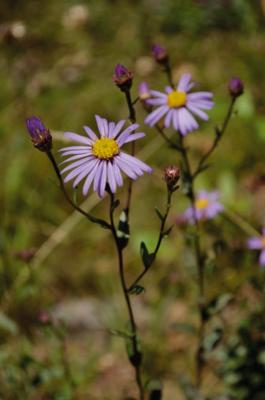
[164,165,180,192]
[152,44,168,64]
[228,77,244,98]
[113,64,133,92]
[138,82,151,101]
[26,116,52,152]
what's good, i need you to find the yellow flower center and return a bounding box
[195,198,209,210]
[167,90,187,108]
[92,138,119,160]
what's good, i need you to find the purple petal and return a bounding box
[188,92,213,101]
[95,115,108,137]
[247,237,263,250]
[113,161,123,186]
[60,153,92,165]
[83,125,98,141]
[150,90,167,98]
[165,86,173,94]
[64,132,91,145]
[107,162,117,193]
[93,161,104,193]
[64,160,95,183]
[73,159,98,187]
[259,250,265,267]
[146,98,167,106]
[178,108,199,135]
[115,156,138,179]
[145,106,169,127]
[110,120,126,138]
[119,152,152,174]
[186,103,209,121]
[116,123,139,146]
[172,110,179,131]
[108,122,116,138]
[61,156,92,174]
[82,160,100,195]
[124,132,145,144]
[177,74,192,92]
[164,109,174,128]
[99,162,107,198]
[59,145,89,152]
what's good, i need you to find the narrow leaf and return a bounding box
[140,242,155,270]
[155,207,164,222]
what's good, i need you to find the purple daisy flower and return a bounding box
[144,73,214,135]
[247,227,265,267]
[59,115,152,198]
[182,190,223,223]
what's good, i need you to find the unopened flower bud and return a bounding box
[152,44,168,64]
[113,64,133,92]
[138,82,151,101]
[164,165,180,192]
[26,116,52,152]
[228,77,244,98]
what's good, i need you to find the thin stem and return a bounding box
[124,90,137,220]
[155,124,183,151]
[46,151,110,229]
[178,134,205,388]
[164,60,174,88]
[193,97,236,177]
[128,188,173,291]
[109,192,144,400]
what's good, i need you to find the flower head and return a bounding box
[228,77,244,98]
[139,82,151,101]
[26,116,52,151]
[60,116,152,198]
[144,73,214,136]
[247,227,265,267]
[182,190,223,223]
[113,64,133,92]
[151,44,168,64]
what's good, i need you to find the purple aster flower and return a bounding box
[247,227,265,267]
[59,115,152,198]
[113,64,133,92]
[26,116,52,151]
[182,190,223,223]
[228,77,244,98]
[144,73,214,135]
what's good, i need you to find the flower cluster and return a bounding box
[182,190,224,223]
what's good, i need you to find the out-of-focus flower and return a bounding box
[182,190,223,223]
[62,4,90,29]
[152,44,168,64]
[113,64,133,92]
[26,116,52,152]
[164,165,180,192]
[139,82,151,101]
[60,116,152,198]
[247,227,265,267]
[228,77,244,98]
[134,56,155,77]
[144,74,214,135]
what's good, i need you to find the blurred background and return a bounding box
[1,1,265,399]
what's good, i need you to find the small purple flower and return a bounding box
[138,82,151,101]
[60,116,152,198]
[152,44,168,64]
[26,116,52,151]
[182,190,223,223]
[247,227,265,267]
[113,64,133,91]
[228,77,244,98]
[144,74,214,135]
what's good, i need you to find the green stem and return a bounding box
[109,192,144,400]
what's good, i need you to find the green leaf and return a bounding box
[125,334,142,367]
[162,224,174,237]
[155,207,164,222]
[0,312,18,336]
[140,242,155,270]
[117,210,130,249]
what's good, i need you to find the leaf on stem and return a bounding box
[155,207,164,222]
[128,285,145,295]
[117,210,130,249]
[88,215,111,230]
[125,334,142,367]
[140,242,155,270]
[162,224,174,237]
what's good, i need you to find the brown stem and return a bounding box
[109,192,144,400]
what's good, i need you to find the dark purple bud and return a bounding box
[26,116,52,152]
[152,44,168,64]
[164,165,180,192]
[113,64,133,92]
[228,77,244,98]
